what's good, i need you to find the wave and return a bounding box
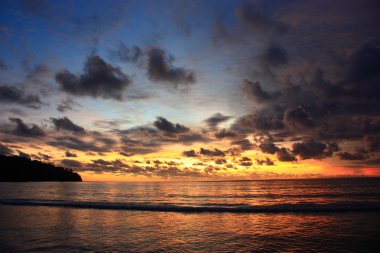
[166,192,380,199]
[1,199,380,213]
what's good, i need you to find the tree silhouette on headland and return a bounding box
[0,155,82,182]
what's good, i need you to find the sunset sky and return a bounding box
[0,0,379,181]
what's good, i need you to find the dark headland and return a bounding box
[0,155,82,182]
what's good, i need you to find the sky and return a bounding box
[0,0,379,181]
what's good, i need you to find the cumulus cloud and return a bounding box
[55,55,132,100]
[242,80,274,103]
[51,117,85,134]
[276,147,296,162]
[215,129,237,139]
[153,117,189,134]
[292,139,339,160]
[0,85,43,109]
[183,149,197,157]
[9,118,45,137]
[146,47,196,87]
[65,151,77,157]
[204,113,233,128]
[256,157,274,166]
[283,106,314,131]
[259,142,279,154]
[200,148,225,157]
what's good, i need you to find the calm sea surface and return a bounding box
[1,178,379,252]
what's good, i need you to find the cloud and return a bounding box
[338,148,369,161]
[256,157,274,166]
[57,97,80,112]
[0,85,43,109]
[55,55,132,100]
[283,105,314,131]
[292,139,339,160]
[109,42,143,63]
[235,3,288,34]
[183,149,197,157]
[259,142,279,154]
[9,118,45,137]
[17,150,30,159]
[48,136,110,152]
[200,148,225,157]
[146,47,196,87]
[260,44,288,67]
[231,139,254,150]
[153,117,189,134]
[51,117,85,134]
[215,129,237,139]
[0,58,7,70]
[231,111,284,134]
[65,151,77,157]
[276,147,296,162]
[204,113,232,128]
[0,143,13,155]
[60,159,82,168]
[242,80,274,103]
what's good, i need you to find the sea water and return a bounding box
[1,178,379,252]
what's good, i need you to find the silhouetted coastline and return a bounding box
[0,155,82,182]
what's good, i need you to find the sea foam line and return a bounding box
[1,199,380,213]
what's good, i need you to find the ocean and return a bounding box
[1,178,379,252]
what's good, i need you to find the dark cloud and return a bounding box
[0,58,7,70]
[344,43,380,86]
[57,97,80,112]
[109,42,143,63]
[338,152,368,161]
[292,139,339,160]
[283,106,314,131]
[364,135,380,152]
[55,55,132,100]
[48,136,109,152]
[9,118,45,137]
[17,150,30,159]
[0,143,13,155]
[231,110,284,134]
[183,149,197,157]
[0,85,43,109]
[146,47,196,87]
[256,157,274,166]
[153,117,189,134]
[215,129,237,139]
[65,151,77,157]
[51,117,85,134]
[260,44,288,67]
[259,142,279,154]
[242,80,274,103]
[231,139,254,150]
[60,159,82,168]
[215,158,227,165]
[276,147,296,162]
[239,157,252,166]
[200,148,225,157]
[235,3,288,34]
[204,113,232,128]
